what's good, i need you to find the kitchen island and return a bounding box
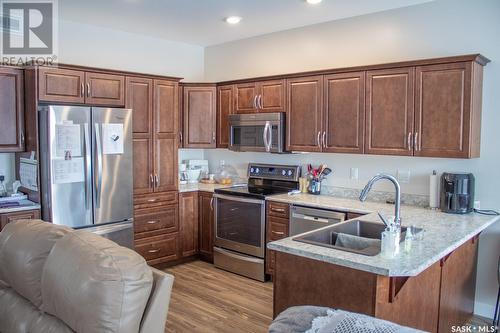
[267,193,499,333]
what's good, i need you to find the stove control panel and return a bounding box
[248,164,301,182]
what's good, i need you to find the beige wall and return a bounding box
[204,0,500,318]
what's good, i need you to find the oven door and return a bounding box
[214,194,265,258]
[229,114,284,153]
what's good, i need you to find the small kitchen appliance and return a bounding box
[440,172,475,214]
[229,113,286,153]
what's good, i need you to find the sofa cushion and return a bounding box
[41,230,153,333]
[0,219,72,307]
[0,284,73,333]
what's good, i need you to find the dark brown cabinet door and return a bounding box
[38,67,85,103]
[198,192,214,262]
[365,68,414,156]
[179,192,199,257]
[183,86,216,148]
[286,76,323,152]
[258,79,285,113]
[154,80,179,137]
[85,72,125,106]
[217,85,233,148]
[0,68,24,152]
[323,72,365,154]
[415,62,472,158]
[234,83,258,114]
[0,209,40,231]
[132,137,153,194]
[154,137,177,192]
[127,77,153,135]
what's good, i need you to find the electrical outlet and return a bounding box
[350,168,359,180]
[397,169,411,183]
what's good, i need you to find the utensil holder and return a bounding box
[308,179,322,195]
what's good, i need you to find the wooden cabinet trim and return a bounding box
[0,68,24,152]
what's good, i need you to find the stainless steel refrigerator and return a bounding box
[39,105,134,248]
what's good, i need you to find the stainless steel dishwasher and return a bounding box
[289,205,347,236]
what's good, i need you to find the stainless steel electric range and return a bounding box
[213,163,300,281]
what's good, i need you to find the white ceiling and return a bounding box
[60,0,433,47]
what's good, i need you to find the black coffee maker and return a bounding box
[440,172,475,214]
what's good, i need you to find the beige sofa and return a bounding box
[0,220,174,333]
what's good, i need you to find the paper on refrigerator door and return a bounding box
[55,124,81,157]
[52,158,85,184]
[102,123,124,155]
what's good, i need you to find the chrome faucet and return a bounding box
[359,174,402,227]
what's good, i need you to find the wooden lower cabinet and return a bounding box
[179,192,199,257]
[266,201,290,275]
[198,191,214,262]
[273,237,479,333]
[0,209,40,231]
[135,233,179,266]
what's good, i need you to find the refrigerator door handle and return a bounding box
[83,123,91,210]
[95,123,103,208]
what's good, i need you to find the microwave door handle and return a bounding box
[267,122,273,151]
[263,121,270,152]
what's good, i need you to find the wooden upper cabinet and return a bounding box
[286,76,323,152]
[0,68,24,152]
[217,85,233,148]
[154,137,177,192]
[85,72,125,106]
[415,62,476,158]
[365,67,414,156]
[258,79,285,113]
[323,72,365,154]
[126,77,153,135]
[132,137,153,194]
[234,83,258,113]
[154,79,179,137]
[38,67,125,106]
[183,85,217,148]
[38,67,85,103]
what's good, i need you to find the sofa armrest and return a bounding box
[139,267,174,333]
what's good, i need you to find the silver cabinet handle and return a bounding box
[212,131,216,143]
[322,131,327,148]
[253,95,257,109]
[147,198,158,203]
[20,131,25,145]
[179,132,183,144]
[86,83,90,97]
[146,220,159,224]
[408,132,412,151]
[414,132,419,151]
[210,197,214,211]
[258,94,263,110]
[271,208,285,213]
[317,131,321,149]
[154,174,159,187]
[80,83,84,97]
[271,230,285,236]
[148,249,160,254]
[149,174,154,187]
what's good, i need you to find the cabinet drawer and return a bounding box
[135,233,179,263]
[268,218,289,241]
[267,201,289,219]
[134,206,178,235]
[0,209,40,231]
[134,191,178,207]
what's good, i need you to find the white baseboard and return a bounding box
[474,301,496,320]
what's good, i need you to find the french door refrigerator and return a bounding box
[39,105,134,248]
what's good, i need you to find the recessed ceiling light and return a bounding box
[225,16,242,24]
[306,0,322,4]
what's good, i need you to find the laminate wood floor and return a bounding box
[164,260,273,333]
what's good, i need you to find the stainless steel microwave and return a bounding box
[229,112,285,153]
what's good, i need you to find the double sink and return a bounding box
[293,220,407,256]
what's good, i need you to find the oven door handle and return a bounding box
[213,247,264,264]
[213,193,265,205]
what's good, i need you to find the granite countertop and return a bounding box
[0,199,41,214]
[179,183,233,193]
[266,193,499,277]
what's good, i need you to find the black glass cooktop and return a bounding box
[214,179,299,199]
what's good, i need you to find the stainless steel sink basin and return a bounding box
[293,220,407,256]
